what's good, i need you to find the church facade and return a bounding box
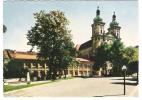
[77,7,121,59]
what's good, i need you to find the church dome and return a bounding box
[93,6,103,23]
[94,16,103,22]
[109,12,119,27]
[110,20,119,27]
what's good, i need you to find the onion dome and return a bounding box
[94,6,103,23]
[109,12,119,27]
[94,16,103,22]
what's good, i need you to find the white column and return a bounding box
[68,68,70,76]
[78,66,79,76]
[62,70,64,75]
[23,63,27,69]
[30,63,33,68]
[27,72,30,84]
[73,66,75,76]
[99,68,102,76]
[91,64,93,75]
[37,63,41,78]
[82,64,85,76]
[44,63,47,75]
[30,63,34,73]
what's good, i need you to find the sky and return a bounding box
[3,0,138,52]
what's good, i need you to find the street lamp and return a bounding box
[122,65,127,95]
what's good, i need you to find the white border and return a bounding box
[1,0,141,100]
[0,0,3,98]
[138,0,142,99]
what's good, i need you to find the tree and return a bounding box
[110,39,125,76]
[93,43,111,75]
[5,60,27,78]
[61,56,78,78]
[123,46,138,84]
[3,25,7,33]
[27,10,76,80]
[123,46,138,75]
[123,47,136,63]
[93,38,138,77]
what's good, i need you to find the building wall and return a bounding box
[23,60,48,80]
[4,58,94,80]
[68,62,93,77]
[79,47,92,58]
[15,53,37,60]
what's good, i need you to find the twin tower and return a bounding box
[91,7,121,52]
[78,7,121,58]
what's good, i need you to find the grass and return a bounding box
[4,77,73,92]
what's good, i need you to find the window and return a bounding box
[100,30,102,34]
[75,71,78,75]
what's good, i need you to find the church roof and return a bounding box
[109,12,120,28]
[93,7,104,24]
[3,49,15,59]
[79,40,92,50]
[3,49,37,60]
[94,16,103,23]
[110,20,119,27]
[106,32,115,37]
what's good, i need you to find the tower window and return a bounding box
[101,30,102,34]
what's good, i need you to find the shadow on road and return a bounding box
[111,78,137,81]
[110,77,138,86]
[111,82,137,86]
[93,94,124,97]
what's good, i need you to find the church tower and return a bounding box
[108,12,121,39]
[78,7,123,60]
[91,7,105,54]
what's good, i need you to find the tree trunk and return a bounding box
[58,69,62,79]
[64,69,67,79]
[47,67,52,80]
[52,67,57,80]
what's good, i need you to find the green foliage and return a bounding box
[4,80,54,92]
[5,60,27,78]
[123,46,138,74]
[4,76,73,92]
[93,39,138,76]
[109,39,125,76]
[93,43,111,71]
[128,61,138,75]
[123,46,138,63]
[27,10,77,79]
[3,59,11,78]
[3,25,7,33]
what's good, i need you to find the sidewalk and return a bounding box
[6,80,51,86]
[127,85,138,97]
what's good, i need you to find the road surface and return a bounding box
[4,77,138,97]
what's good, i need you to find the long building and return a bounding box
[3,49,94,80]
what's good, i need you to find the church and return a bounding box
[77,7,121,59]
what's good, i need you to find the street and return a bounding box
[4,77,138,97]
